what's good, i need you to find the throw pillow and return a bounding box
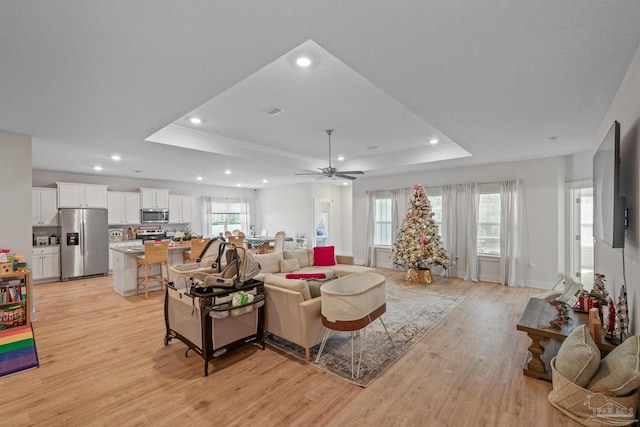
[279,258,300,273]
[283,249,310,268]
[254,252,284,274]
[313,246,336,266]
[555,324,601,387]
[588,335,640,396]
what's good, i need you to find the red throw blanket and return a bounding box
[285,273,326,280]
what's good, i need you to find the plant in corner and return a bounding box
[392,183,450,284]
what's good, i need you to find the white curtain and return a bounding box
[391,188,410,246]
[462,183,479,282]
[202,196,212,238]
[364,191,377,267]
[441,185,458,277]
[239,198,250,234]
[499,179,526,286]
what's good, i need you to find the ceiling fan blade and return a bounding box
[338,170,364,175]
[295,172,324,176]
[335,173,357,180]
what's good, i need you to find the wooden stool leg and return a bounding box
[136,263,141,296]
[144,264,149,299]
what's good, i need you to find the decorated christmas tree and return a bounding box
[392,184,449,282]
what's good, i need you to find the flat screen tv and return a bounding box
[593,120,625,248]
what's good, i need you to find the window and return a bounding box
[211,202,243,237]
[374,198,392,245]
[478,193,500,255]
[429,196,442,235]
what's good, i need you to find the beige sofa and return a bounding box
[254,248,374,360]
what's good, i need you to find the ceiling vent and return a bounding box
[262,106,284,116]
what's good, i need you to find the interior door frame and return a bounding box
[567,180,592,284]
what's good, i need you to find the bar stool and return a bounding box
[136,240,170,299]
[182,238,211,263]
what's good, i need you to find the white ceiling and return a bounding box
[2,2,640,189]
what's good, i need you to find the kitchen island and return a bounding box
[111,243,190,297]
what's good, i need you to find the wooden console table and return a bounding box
[516,297,616,381]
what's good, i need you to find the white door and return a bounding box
[314,199,331,247]
[569,186,594,289]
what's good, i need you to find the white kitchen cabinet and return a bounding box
[140,188,169,209]
[108,192,141,225]
[168,195,194,223]
[31,246,60,282]
[108,240,142,272]
[57,183,108,208]
[32,188,58,226]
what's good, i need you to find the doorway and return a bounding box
[314,199,331,247]
[569,185,594,289]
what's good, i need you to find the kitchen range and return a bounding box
[135,226,167,241]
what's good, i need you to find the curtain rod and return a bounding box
[367,179,520,194]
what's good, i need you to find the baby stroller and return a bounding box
[191,242,261,289]
[169,237,226,288]
[164,239,265,376]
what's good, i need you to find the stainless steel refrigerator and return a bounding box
[59,208,109,281]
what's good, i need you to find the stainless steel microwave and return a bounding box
[141,208,169,224]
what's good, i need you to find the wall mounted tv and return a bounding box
[593,120,626,248]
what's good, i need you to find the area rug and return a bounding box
[0,325,40,378]
[265,284,464,387]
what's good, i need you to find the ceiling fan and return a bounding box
[296,130,365,180]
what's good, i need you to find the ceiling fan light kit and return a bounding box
[296,130,365,180]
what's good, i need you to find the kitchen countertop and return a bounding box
[110,244,190,254]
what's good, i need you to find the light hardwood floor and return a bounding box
[0,270,581,426]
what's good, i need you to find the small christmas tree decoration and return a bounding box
[615,284,629,343]
[606,297,616,340]
[592,273,609,302]
[392,184,449,283]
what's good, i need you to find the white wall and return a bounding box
[0,131,33,316]
[351,156,568,288]
[256,182,350,254]
[593,43,640,334]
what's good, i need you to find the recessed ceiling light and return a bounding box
[196,176,203,181]
[111,155,121,161]
[343,182,348,186]
[93,165,103,171]
[337,156,344,161]
[189,117,203,124]
[296,57,311,67]
[224,170,231,175]
[236,183,242,187]
[262,179,268,184]
[429,139,439,145]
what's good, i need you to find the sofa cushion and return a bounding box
[314,246,336,266]
[279,258,300,273]
[555,324,601,387]
[588,335,640,396]
[255,252,285,274]
[283,249,310,268]
[264,275,311,301]
[330,264,375,277]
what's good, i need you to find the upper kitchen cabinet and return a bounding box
[57,183,108,208]
[140,188,169,209]
[168,195,194,223]
[108,192,141,225]
[32,188,58,226]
